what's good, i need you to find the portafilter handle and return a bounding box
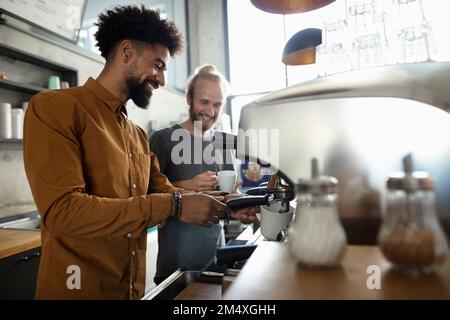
[226,195,270,211]
[245,186,269,196]
[226,173,294,211]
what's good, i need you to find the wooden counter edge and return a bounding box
[0,229,41,259]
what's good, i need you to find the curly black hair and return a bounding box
[94,5,184,59]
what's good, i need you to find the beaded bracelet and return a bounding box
[176,193,183,220]
[170,192,177,220]
[171,192,182,220]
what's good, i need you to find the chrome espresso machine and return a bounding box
[143,62,450,300]
[233,61,450,244]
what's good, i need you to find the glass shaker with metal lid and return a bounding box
[378,154,448,275]
[289,158,347,267]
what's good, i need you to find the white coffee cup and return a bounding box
[260,202,294,241]
[217,170,237,193]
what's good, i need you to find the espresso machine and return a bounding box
[229,61,450,244]
[144,62,450,300]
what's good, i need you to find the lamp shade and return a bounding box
[250,0,336,14]
[282,28,322,65]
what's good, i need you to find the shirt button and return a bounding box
[129,153,132,158]
[132,184,136,189]
[132,251,136,256]
[127,233,132,238]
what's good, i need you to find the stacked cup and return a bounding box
[0,102,26,139]
[0,102,12,139]
[11,108,24,139]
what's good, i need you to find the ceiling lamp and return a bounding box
[282,28,322,65]
[250,0,336,14]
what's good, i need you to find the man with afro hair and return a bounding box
[23,5,257,300]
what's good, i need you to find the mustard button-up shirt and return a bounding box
[23,77,181,299]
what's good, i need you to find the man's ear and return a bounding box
[118,40,134,63]
[186,94,193,107]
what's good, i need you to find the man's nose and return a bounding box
[203,104,215,117]
[155,70,166,87]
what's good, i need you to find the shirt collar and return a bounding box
[177,123,215,141]
[84,77,123,112]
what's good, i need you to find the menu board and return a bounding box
[1,0,86,41]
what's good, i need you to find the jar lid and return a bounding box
[296,176,338,194]
[296,157,338,194]
[387,154,434,191]
[387,171,433,190]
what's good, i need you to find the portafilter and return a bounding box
[226,173,295,213]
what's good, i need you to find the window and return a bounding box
[226,0,346,133]
[226,0,448,133]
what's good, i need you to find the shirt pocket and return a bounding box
[133,152,150,194]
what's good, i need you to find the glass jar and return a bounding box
[289,158,347,268]
[378,155,448,275]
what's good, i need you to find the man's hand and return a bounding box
[173,171,218,192]
[179,193,229,227]
[222,193,260,224]
[232,179,243,193]
[229,206,260,224]
[178,192,260,228]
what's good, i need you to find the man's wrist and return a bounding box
[204,191,229,196]
[169,192,182,221]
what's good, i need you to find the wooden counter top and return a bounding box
[0,229,41,259]
[224,242,450,300]
[175,282,222,300]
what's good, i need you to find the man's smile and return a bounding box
[144,81,158,96]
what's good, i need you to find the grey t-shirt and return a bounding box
[149,124,235,283]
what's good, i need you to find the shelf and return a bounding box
[0,43,77,75]
[0,138,23,143]
[0,43,78,87]
[0,79,46,95]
